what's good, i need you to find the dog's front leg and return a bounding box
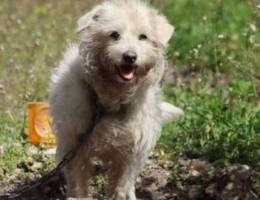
[126,185,137,200]
[108,170,136,200]
[106,155,139,200]
[62,142,96,199]
[64,157,92,198]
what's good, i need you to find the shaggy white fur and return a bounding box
[49,0,183,199]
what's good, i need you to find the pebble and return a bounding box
[0,145,4,155]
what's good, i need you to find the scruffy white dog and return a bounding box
[49,0,183,199]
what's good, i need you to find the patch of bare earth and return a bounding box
[0,157,259,200]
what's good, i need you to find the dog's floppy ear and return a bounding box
[154,14,175,47]
[77,6,103,33]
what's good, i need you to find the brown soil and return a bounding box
[0,158,259,200]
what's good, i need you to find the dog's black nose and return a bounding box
[123,51,137,64]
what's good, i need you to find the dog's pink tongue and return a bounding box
[119,66,135,81]
[121,71,134,80]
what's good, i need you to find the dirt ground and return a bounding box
[0,158,259,200]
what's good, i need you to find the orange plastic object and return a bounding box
[28,102,56,145]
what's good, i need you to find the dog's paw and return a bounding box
[160,102,184,124]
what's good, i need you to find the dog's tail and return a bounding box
[160,102,184,124]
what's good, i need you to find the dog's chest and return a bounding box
[98,103,162,155]
[92,86,162,158]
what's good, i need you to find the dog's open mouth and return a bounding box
[116,65,137,81]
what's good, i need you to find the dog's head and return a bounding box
[78,0,174,107]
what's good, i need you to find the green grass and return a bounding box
[158,0,260,169]
[0,0,259,183]
[162,84,260,167]
[0,112,27,172]
[163,0,260,74]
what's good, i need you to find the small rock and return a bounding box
[27,146,39,156]
[27,156,34,165]
[43,148,56,156]
[238,165,251,180]
[31,162,43,171]
[190,170,200,177]
[136,177,142,184]
[162,160,174,169]
[178,158,190,166]
[0,145,4,155]
[225,182,234,190]
[188,159,208,172]
[241,165,250,171]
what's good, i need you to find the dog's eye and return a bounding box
[139,34,148,40]
[110,31,120,40]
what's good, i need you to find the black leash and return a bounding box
[0,93,105,199]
